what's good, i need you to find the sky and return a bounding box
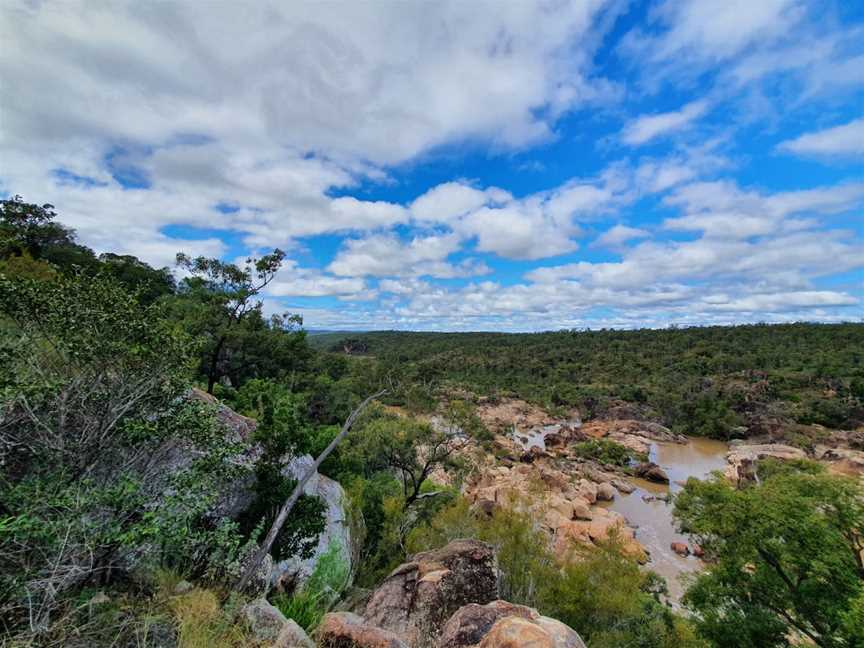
[1,0,862,331]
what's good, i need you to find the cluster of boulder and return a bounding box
[245,539,587,648]
[464,460,647,563]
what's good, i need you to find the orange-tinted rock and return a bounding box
[317,612,408,648]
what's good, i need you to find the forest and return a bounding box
[314,325,864,443]
[1,196,862,648]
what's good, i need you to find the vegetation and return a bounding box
[312,327,864,440]
[408,498,706,648]
[572,438,645,466]
[2,196,862,647]
[674,460,864,647]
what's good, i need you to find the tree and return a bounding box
[237,390,385,592]
[674,460,864,647]
[0,272,241,633]
[174,250,304,393]
[346,411,466,509]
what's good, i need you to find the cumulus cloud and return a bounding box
[777,118,864,158]
[328,233,488,278]
[621,101,709,146]
[593,224,650,249]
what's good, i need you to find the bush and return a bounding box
[572,438,643,466]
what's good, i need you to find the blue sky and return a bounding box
[1,0,862,330]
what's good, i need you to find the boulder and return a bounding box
[271,455,352,590]
[364,539,499,645]
[438,601,535,647]
[274,619,315,648]
[611,479,635,494]
[318,612,408,648]
[634,462,669,484]
[670,542,690,557]
[724,444,807,482]
[595,482,616,502]
[439,601,586,648]
[242,599,312,645]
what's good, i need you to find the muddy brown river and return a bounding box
[599,437,729,603]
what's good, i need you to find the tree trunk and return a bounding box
[235,389,386,592]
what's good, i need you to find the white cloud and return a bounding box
[328,233,488,278]
[593,224,650,249]
[777,117,864,157]
[621,100,709,146]
[620,0,802,70]
[266,261,369,298]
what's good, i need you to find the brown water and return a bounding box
[600,437,728,603]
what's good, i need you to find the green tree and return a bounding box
[674,461,864,647]
[0,273,243,634]
[173,251,307,393]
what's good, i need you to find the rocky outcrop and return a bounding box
[438,600,586,648]
[189,390,353,593]
[814,445,864,477]
[364,539,499,645]
[271,455,352,591]
[318,612,408,648]
[465,460,645,562]
[724,443,808,481]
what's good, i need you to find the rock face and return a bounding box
[271,454,353,591]
[364,539,499,646]
[439,601,587,648]
[318,612,408,648]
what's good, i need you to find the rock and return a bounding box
[641,494,655,502]
[595,482,616,502]
[243,598,292,642]
[173,580,193,595]
[634,462,669,484]
[571,499,592,521]
[670,542,690,557]
[438,601,535,647]
[477,615,587,648]
[724,444,808,482]
[479,617,551,648]
[611,479,635,494]
[317,612,408,648]
[271,454,352,590]
[364,539,499,645]
[274,619,315,648]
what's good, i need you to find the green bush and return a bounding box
[572,438,643,466]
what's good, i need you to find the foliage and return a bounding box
[172,250,308,393]
[0,272,245,637]
[229,379,327,561]
[407,498,703,647]
[169,588,250,648]
[572,438,644,466]
[310,325,864,438]
[343,408,466,509]
[674,461,864,647]
[272,541,350,633]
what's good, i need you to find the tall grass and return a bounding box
[272,542,350,633]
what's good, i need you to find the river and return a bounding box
[599,437,729,602]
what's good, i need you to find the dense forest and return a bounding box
[1,196,862,648]
[313,326,864,443]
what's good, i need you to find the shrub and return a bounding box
[572,438,643,466]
